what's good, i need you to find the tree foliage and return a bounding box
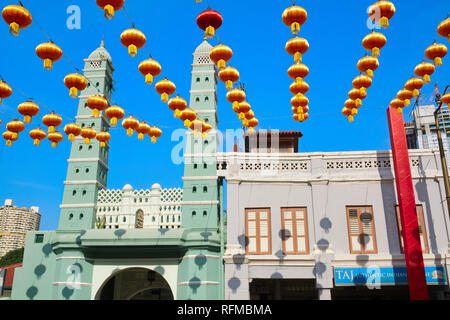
[0,247,24,268]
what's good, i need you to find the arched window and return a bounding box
[135,210,144,229]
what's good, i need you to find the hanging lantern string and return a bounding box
[121,3,181,98]
[0,74,76,123]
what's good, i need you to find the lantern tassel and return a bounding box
[111,118,118,127]
[205,26,215,39]
[359,87,367,96]
[104,5,115,20]
[6,140,12,147]
[238,113,245,120]
[372,47,380,58]
[127,128,134,136]
[145,74,154,85]
[294,52,302,63]
[24,115,31,124]
[138,133,144,140]
[296,77,303,85]
[248,127,254,133]
[412,89,420,98]
[0,98,2,105]
[43,59,53,70]
[380,17,389,29]
[291,22,300,35]
[184,120,191,128]
[69,134,75,142]
[423,74,431,84]
[151,136,157,144]
[51,142,57,148]
[367,69,374,78]
[397,107,403,114]
[174,109,181,118]
[348,115,354,122]
[218,60,226,70]
[69,87,79,98]
[34,139,40,146]
[225,81,233,90]
[233,101,239,110]
[48,126,55,134]
[403,99,411,106]
[92,109,100,118]
[351,108,358,116]
[9,22,20,36]
[202,132,207,139]
[100,142,106,148]
[128,45,138,57]
[434,57,443,67]
[161,93,169,103]
[84,138,91,145]
[355,99,362,108]
[243,119,249,127]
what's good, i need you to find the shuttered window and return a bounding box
[346,206,377,254]
[395,205,429,254]
[245,208,271,254]
[281,208,309,254]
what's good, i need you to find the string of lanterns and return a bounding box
[283,2,309,124]
[389,17,448,115]
[342,1,395,122]
[1,2,167,148]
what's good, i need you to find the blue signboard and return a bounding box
[334,265,447,286]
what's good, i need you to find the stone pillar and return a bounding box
[146,183,162,228]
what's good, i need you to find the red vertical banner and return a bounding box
[387,106,429,300]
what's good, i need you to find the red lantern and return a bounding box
[87,95,108,118]
[441,93,450,106]
[155,79,176,103]
[149,126,162,143]
[397,89,414,107]
[105,106,125,127]
[345,99,358,116]
[210,44,233,70]
[42,113,62,133]
[218,67,239,90]
[247,118,259,133]
[6,120,25,140]
[235,101,251,120]
[81,127,97,145]
[35,42,63,70]
[96,131,111,148]
[226,89,246,110]
[136,122,151,140]
[122,116,139,136]
[282,6,307,35]
[120,28,146,57]
[243,110,255,128]
[368,1,396,29]
[437,18,450,43]
[3,131,17,147]
[18,101,39,123]
[168,96,188,118]
[405,77,424,98]
[0,81,12,105]
[348,89,367,108]
[425,43,447,67]
[291,95,309,114]
[290,80,309,96]
[138,59,162,85]
[29,128,46,146]
[64,73,87,98]
[285,37,309,63]
[414,62,435,84]
[197,9,223,39]
[288,63,309,85]
[64,123,82,142]
[352,75,373,96]
[390,98,405,114]
[96,0,124,20]
[357,56,379,78]
[342,107,354,122]
[180,108,197,128]
[48,132,64,148]
[362,32,387,58]
[2,5,32,36]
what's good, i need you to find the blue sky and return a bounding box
[0,0,448,231]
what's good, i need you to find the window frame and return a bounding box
[245,208,272,255]
[281,207,309,255]
[395,204,429,254]
[346,206,377,254]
